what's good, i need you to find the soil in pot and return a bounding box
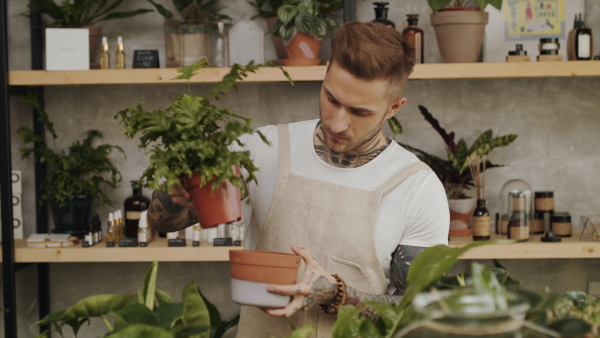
[230,250,301,308]
[181,168,242,229]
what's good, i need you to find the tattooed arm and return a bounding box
[265,244,425,322]
[147,185,198,233]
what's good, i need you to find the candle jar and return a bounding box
[532,211,545,234]
[535,191,554,212]
[499,179,533,240]
[552,212,572,237]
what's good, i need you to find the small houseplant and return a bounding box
[389,105,517,235]
[18,92,124,237]
[261,0,343,65]
[27,0,153,65]
[147,0,232,67]
[115,59,293,228]
[33,261,239,338]
[428,0,503,63]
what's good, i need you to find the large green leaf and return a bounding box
[181,282,211,337]
[142,261,159,310]
[277,4,297,24]
[331,305,365,338]
[387,117,402,135]
[110,303,159,327]
[155,303,185,328]
[106,324,175,338]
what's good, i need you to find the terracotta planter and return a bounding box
[229,250,301,307]
[431,10,489,63]
[284,32,322,65]
[267,17,287,61]
[448,198,476,237]
[181,167,242,229]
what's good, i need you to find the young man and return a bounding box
[148,22,449,337]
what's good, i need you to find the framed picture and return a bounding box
[484,0,585,62]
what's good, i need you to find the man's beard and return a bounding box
[318,108,386,155]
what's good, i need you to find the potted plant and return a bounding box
[18,92,125,238]
[27,0,153,66]
[389,105,517,236]
[115,59,293,228]
[33,261,240,338]
[261,0,343,65]
[146,0,232,67]
[428,0,502,63]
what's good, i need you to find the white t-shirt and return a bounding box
[233,119,449,284]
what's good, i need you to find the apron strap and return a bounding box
[378,161,432,194]
[276,124,291,174]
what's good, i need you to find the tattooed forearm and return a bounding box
[314,124,391,168]
[301,275,338,311]
[391,245,426,296]
[147,190,198,232]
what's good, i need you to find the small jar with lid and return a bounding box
[535,191,554,212]
[538,37,562,61]
[551,212,572,237]
[508,215,529,242]
[532,211,545,234]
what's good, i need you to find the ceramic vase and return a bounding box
[431,9,489,63]
[229,250,301,308]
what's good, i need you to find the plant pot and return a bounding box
[87,25,102,65]
[267,17,288,61]
[165,21,212,68]
[229,250,301,308]
[285,32,321,61]
[448,198,476,237]
[181,168,242,229]
[431,10,489,63]
[49,195,94,238]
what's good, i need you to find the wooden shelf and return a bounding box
[450,233,600,259]
[14,238,242,263]
[8,61,600,86]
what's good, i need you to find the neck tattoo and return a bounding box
[314,124,391,168]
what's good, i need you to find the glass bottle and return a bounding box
[100,36,110,69]
[402,14,424,64]
[371,2,395,28]
[115,36,126,69]
[124,181,150,238]
[472,199,490,241]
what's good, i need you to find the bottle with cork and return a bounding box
[469,156,490,241]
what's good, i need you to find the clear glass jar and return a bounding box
[498,179,533,242]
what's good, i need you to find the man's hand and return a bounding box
[168,183,194,209]
[263,245,338,317]
[147,186,197,233]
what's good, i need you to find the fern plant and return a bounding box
[388,105,517,199]
[115,59,293,194]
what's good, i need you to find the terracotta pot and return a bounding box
[229,250,301,307]
[181,167,242,229]
[448,198,476,237]
[431,10,488,63]
[285,32,321,60]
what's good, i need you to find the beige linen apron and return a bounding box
[237,124,430,338]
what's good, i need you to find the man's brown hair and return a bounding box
[329,21,415,98]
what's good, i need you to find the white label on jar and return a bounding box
[510,226,529,240]
[578,34,591,58]
[535,197,554,211]
[552,222,572,236]
[541,42,559,50]
[126,211,141,220]
[473,216,491,236]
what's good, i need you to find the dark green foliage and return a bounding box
[388,105,517,199]
[33,261,238,338]
[27,0,153,27]
[427,0,502,12]
[19,92,124,207]
[259,0,343,39]
[147,0,231,22]
[115,59,293,194]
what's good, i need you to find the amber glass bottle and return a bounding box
[371,2,395,28]
[124,181,150,238]
[472,199,491,240]
[402,14,424,63]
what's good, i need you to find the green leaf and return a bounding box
[110,303,159,327]
[33,294,139,327]
[428,0,453,12]
[173,59,209,81]
[107,324,175,338]
[147,0,173,19]
[288,325,316,338]
[277,4,297,25]
[142,261,159,310]
[155,289,174,305]
[181,282,210,337]
[387,117,403,135]
[331,305,365,338]
[155,303,184,328]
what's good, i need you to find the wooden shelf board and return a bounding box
[8,61,600,86]
[14,238,242,263]
[451,233,600,259]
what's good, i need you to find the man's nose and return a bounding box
[329,109,349,134]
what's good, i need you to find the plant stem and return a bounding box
[100,315,113,332]
[284,316,296,330]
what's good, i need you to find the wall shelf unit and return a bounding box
[8,61,600,86]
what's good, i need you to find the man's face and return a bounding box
[318,62,405,154]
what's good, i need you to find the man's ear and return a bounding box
[385,97,407,119]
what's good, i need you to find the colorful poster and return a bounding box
[504,0,565,39]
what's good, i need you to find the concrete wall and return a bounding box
[4,0,600,336]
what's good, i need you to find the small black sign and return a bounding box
[140,242,148,247]
[82,241,90,248]
[168,238,186,247]
[192,240,200,247]
[234,240,242,247]
[214,237,233,247]
[119,238,139,247]
[106,241,115,247]
[133,50,160,68]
